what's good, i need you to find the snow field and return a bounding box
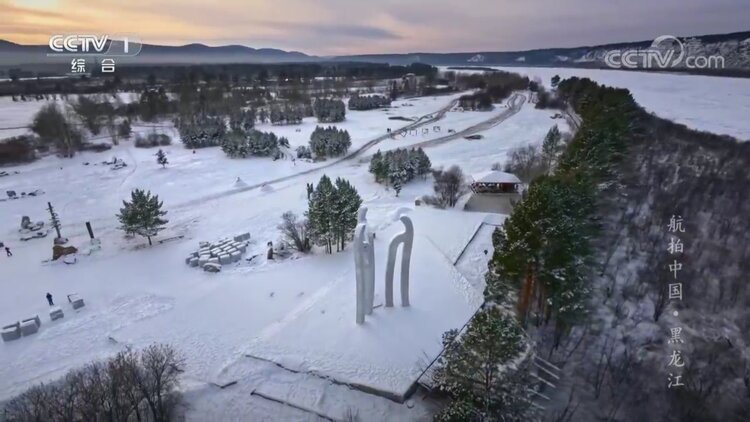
[0,90,563,418]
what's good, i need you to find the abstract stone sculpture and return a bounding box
[354,208,376,324]
[385,215,413,308]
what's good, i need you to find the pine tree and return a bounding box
[306,175,336,253]
[156,149,168,168]
[388,159,406,196]
[369,150,384,181]
[416,147,432,177]
[333,177,362,251]
[542,125,562,171]
[117,189,169,246]
[434,306,535,421]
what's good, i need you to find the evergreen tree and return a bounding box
[305,175,361,254]
[415,147,432,177]
[306,175,336,253]
[156,149,168,168]
[333,177,362,251]
[388,158,406,196]
[369,150,387,182]
[309,126,351,158]
[434,306,536,421]
[542,125,562,170]
[117,189,169,246]
[118,119,132,139]
[551,74,561,88]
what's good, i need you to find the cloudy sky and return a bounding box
[1,0,747,55]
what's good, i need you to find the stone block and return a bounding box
[219,254,231,264]
[21,315,41,327]
[190,257,199,267]
[49,307,64,321]
[230,251,241,262]
[1,322,21,342]
[67,294,85,309]
[203,263,221,272]
[20,320,39,336]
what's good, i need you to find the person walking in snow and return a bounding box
[46,293,54,306]
[5,246,11,257]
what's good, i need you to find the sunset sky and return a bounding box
[2,0,747,55]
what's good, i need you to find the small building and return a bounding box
[469,171,521,194]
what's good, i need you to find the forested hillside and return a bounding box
[539,78,750,420]
[438,76,749,421]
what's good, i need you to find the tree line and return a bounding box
[3,344,183,422]
[312,98,346,123]
[348,93,391,110]
[433,76,638,420]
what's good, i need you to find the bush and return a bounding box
[135,133,171,148]
[0,136,37,164]
[2,344,183,422]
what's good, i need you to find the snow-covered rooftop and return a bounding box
[471,170,521,184]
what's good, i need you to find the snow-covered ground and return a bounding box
[0,91,564,419]
[489,67,750,141]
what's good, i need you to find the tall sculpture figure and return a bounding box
[385,215,414,307]
[354,208,375,324]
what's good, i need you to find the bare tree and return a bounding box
[429,165,468,208]
[278,211,311,252]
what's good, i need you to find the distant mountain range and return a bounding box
[1,31,749,69]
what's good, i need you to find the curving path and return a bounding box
[175,97,462,208]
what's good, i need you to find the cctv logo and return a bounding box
[49,35,110,53]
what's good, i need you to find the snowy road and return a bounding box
[406,93,526,150]
[176,96,462,209]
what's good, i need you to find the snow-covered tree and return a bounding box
[313,98,346,123]
[333,177,362,251]
[369,148,431,192]
[348,94,391,110]
[305,175,361,254]
[296,145,312,159]
[434,306,536,421]
[309,126,351,158]
[118,119,132,139]
[156,149,168,168]
[541,125,562,172]
[117,189,168,246]
[306,175,337,254]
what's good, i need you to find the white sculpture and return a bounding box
[353,208,414,324]
[354,208,376,324]
[385,215,414,307]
